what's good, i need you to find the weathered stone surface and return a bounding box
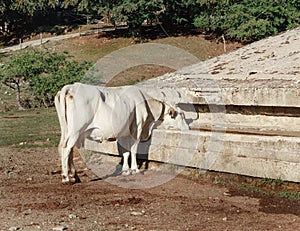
[138,27,300,107]
[189,113,300,137]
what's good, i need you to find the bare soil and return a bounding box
[1,147,300,231]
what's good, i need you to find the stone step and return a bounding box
[84,128,300,182]
[186,113,300,137]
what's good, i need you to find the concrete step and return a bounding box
[84,128,300,182]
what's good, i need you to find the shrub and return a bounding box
[0,48,91,109]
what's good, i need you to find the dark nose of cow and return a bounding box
[168,108,177,119]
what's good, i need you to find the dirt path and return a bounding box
[0,26,126,54]
[0,147,300,231]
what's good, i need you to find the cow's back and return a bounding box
[92,85,152,139]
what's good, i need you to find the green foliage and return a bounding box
[0,48,91,108]
[0,0,55,36]
[194,0,300,42]
[105,0,164,36]
[65,0,299,41]
[9,0,51,16]
[1,0,299,42]
[61,0,196,36]
[162,0,199,25]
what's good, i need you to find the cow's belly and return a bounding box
[88,127,113,142]
[88,100,134,141]
[88,124,130,142]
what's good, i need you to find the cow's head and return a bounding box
[160,103,189,131]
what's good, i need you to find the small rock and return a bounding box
[68,214,77,219]
[223,191,231,196]
[9,227,21,231]
[52,226,67,231]
[222,217,227,221]
[23,209,32,215]
[130,211,144,216]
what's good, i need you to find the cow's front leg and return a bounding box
[118,138,132,176]
[130,142,140,174]
[122,151,131,175]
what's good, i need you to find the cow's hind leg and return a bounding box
[68,147,80,183]
[61,136,79,184]
[61,146,72,183]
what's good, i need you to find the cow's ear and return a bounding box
[147,98,164,121]
[168,108,176,119]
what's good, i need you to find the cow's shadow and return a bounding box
[117,139,151,173]
[92,139,151,181]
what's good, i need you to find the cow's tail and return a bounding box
[55,85,72,148]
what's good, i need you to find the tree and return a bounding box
[194,0,300,42]
[2,0,298,42]
[0,0,55,36]
[59,0,166,37]
[113,0,164,36]
[0,48,91,109]
[89,0,165,37]
[162,0,198,25]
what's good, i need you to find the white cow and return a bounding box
[55,83,189,183]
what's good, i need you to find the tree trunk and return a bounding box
[16,82,24,110]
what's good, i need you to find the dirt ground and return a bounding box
[1,147,300,231]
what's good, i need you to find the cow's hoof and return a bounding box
[62,177,70,184]
[131,169,140,175]
[62,179,77,185]
[74,173,81,183]
[69,173,81,184]
[122,170,131,176]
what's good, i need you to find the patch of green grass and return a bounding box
[213,179,226,186]
[238,184,264,194]
[277,191,300,200]
[237,182,300,201]
[274,178,285,186]
[261,177,285,186]
[261,177,274,184]
[0,108,60,148]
